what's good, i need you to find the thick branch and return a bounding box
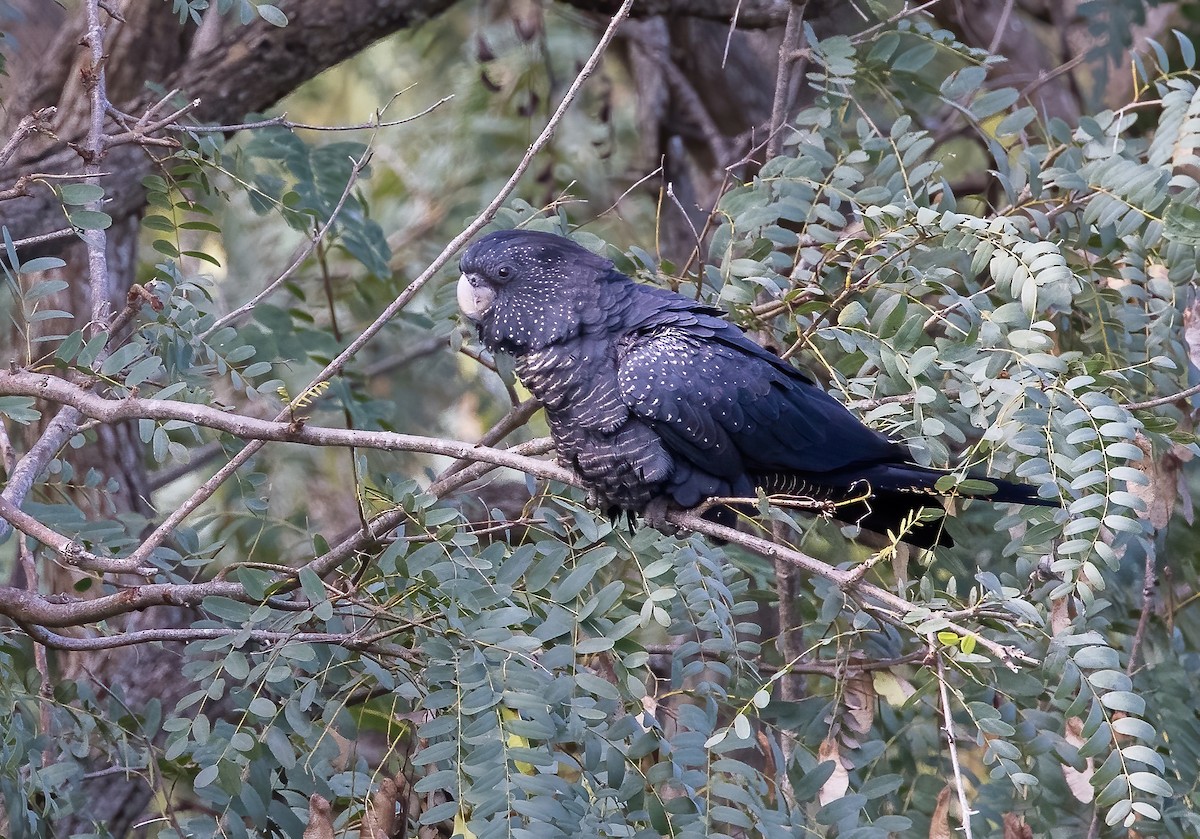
[0,369,572,480]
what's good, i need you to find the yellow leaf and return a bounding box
[872,671,916,707]
[937,630,960,648]
[501,707,535,774]
[453,810,478,839]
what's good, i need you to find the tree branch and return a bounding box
[667,508,1037,670]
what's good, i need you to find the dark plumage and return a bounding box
[458,229,1055,548]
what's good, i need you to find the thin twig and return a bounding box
[199,150,371,340]
[642,642,925,675]
[10,227,77,252]
[0,494,157,575]
[362,336,449,379]
[0,107,57,167]
[765,2,807,161]
[104,98,201,148]
[847,0,941,46]
[1126,535,1160,676]
[172,95,453,134]
[0,364,1039,666]
[845,393,917,411]
[20,621,421,660]
[82,0,113,331]
[431,399,543,485]
[427,437,557,499]
[987,0,1016,55]
[0,407,85,541]
[936,649,975,839]
[145,440,226,491]
[668,508,1036,670]
[1122,381,1200,411]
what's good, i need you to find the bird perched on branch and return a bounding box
[457,229,1055,548]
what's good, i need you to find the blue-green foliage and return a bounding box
[6,11,1200,839]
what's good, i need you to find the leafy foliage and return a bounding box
[4,6,1200,839]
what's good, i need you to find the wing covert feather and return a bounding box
[616,324,899,480]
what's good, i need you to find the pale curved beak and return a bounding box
[457,273,495,320]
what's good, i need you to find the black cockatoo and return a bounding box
[457,229,1054,548]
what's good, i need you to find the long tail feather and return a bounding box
[755,464,1057,549]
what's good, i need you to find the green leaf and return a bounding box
[99,342,144,377]
[68,209,112,230]
[193,763,219,789]
[248,697,277,717]
[0,396,40,424]
[18,258,66,275]
[1128,771,1173,797]
[58,183,105,205]
[892,42,936,74]
[124,356,163,387]
[298,567,326,604]
[1111,716,1156,741]
[256,3,288,26]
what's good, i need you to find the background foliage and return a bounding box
[3,1,1200,837]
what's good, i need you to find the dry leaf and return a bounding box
[1062,715,1095,803]
[872,670,916,706]
[1003,812,1034,839]
[1183,296,1200,372]
[1050,594,1071,637]
[816,736,849,806]
[929,786,952,839]
[363,777,398,839]
[843,669,876,735]
[303,794,335,839]
[1129,433,1193,529]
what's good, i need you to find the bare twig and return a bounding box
[0,107,57,167]
[936,649,975,839]
[82,0,113,331]
[845,393,917,411]
[172,95,453,134]
[427,437,557,499]
[199,149,371,340]
[643,642,926,675]
[10,227,77,253]
[0,571,312,628]
[104,98,200,148]
[0,371,571,484]
[0,494,157,575]
[0,407,86,541]
[145,440,226,491]
[765,2,807,161]
[21,621,421,660]
[362,336,449,379]
[1122,381,1200,411]
[431,398,543,485]
[0,366,1038,667]
[16,534,53,768]
[847,0,942,46]
[1126,540,1159,676]
[988,0,1016,55]
[0,5,142,542]
[668,508,1036,669]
